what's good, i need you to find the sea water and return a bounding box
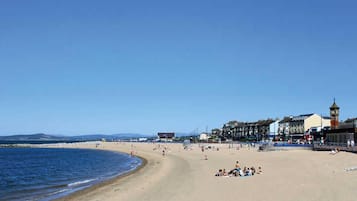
[0,147,141,201]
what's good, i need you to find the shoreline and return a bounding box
[24,141,357,201]
[54,155,147,201]
[44,141,169,201]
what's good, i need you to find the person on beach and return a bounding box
[215,169,223,176]
[243,167,247,175]
[235,161,240,169]
[250,166,255,176]
[162,149,165,156]
[239,168,244,176]
[257,166,262,174]
[330,148,339,155]
[223,169,228,176]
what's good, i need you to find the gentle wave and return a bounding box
[48,188,68,196]
[67,179,97,187]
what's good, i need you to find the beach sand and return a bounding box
[51,142,357,201]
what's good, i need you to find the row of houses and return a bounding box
[158,101,355,144]
[213,113,331,141]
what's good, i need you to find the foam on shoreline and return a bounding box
[53,155,147,201]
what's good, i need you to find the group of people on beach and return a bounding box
[152,144,169,156]
[215,161,262,177]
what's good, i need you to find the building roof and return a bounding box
[224,119,275,127]
[279,116,292,123]
[157,132,175,138]
[330,99,340,109]
[291,113,314,121]
[345,118,357,123]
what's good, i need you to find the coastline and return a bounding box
[36,142,357,201]
[43,141,167,201]
[1,144,144,201]
[54,155,147,201]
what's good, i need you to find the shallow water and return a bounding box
[0,147,141,201]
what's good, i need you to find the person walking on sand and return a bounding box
[162,149,165,156]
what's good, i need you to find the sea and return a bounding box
[0,145,142,201]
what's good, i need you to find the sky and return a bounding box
[1,0,356,136]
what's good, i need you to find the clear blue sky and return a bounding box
[1,0,356,136]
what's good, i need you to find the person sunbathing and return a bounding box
[245,168,252,176]
[239,169,244,176]
[215,169,223,176]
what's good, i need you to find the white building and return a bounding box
[268,120,280,140]
[199,133,209,141]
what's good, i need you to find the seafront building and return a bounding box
[329,100,340,129]
[220,119,278,141]
[278,114,330,140]
[218,114,329,142]
[214,100,355,143]
[157,132,175,142]
[277,117,291,140]
[324,100,357,145]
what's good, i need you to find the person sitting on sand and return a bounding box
[215,169,223,176]
[223,169,228,176]
[235,161,240,169]
[257,166,262,174]
[243,167,247,175]
[330,148,339,155]
[330,149,336,154]
[250,166,255,175]
[246,168,252,176]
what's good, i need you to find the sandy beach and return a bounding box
[49,142,357,201]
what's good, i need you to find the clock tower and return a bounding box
[330,99,340,129]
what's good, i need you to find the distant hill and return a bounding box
[70,133,152,141]
[0,133,69,141]
[0,132,201,142]
[0,133,152,142]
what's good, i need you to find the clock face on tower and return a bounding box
[331,109,339,116]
